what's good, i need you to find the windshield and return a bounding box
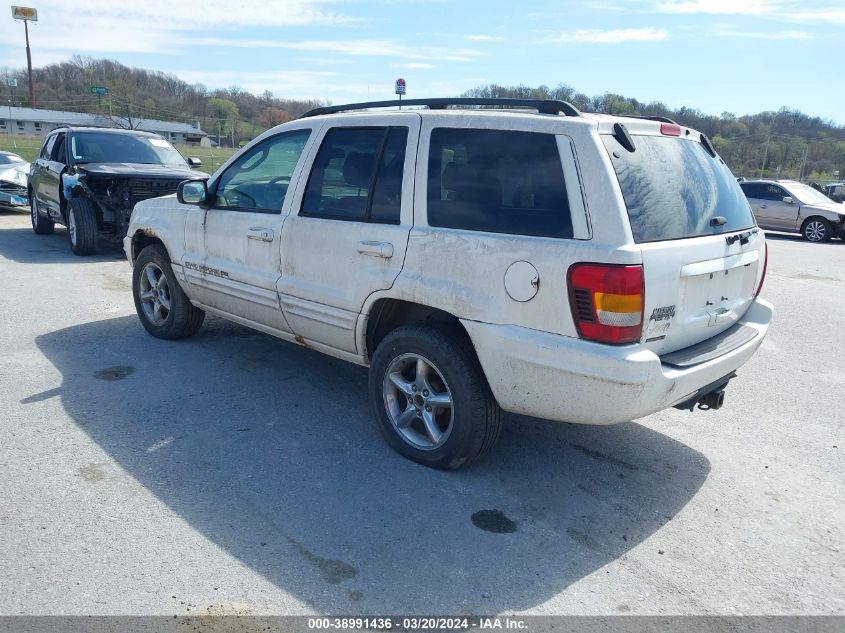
[0,153,24,165]
[787,182,838,206]
[602,134,755,243]
[69,132,188,167]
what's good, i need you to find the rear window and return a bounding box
[427,128,573,238]
[602,134,755,243]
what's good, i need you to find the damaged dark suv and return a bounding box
[29,127,206,255]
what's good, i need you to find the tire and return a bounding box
[132,244,205,340]
[369,325,502,470]
[67,197,99,255]
[801,217,832,242]
[30,194,55,235]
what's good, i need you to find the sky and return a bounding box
[0,0,843,123]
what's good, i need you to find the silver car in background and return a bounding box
[740,179,845,242]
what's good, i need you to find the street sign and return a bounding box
[395,78,406,96]
[7,78,18,87]
[89,86,109,95]
[11,6,38,21]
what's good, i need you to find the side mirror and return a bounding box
[177,180,209,206]
[186,156,202,168]
[783,196,794,204]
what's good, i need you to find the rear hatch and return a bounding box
[602,124,765,355]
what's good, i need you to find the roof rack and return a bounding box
[301,98,581,119]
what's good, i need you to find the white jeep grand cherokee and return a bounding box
[124,98,773,469]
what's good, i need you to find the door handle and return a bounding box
[248,227,274,242]
[357,241,394,259]
[759,205,768,209]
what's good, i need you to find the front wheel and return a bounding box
[369,325,502,470]
[30,195,55,235]
[132,244,205,339]
[802,217,832,242]
[67,198,98,255]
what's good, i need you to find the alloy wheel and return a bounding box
[383,353,454,450]
[805,220,827,242]
[138,262,172,326]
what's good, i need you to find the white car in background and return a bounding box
[123,98,773,469]
[0,151,30,211]
[740,179,845,242]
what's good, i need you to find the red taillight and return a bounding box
[755,241,768,297]
[568,264,645,345]
[660,123,682,137]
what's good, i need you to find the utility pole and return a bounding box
[23,19,33,106]
[11,7,38,107]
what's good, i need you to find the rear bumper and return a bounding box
[461,297,773,425]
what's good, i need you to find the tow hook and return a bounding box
[697,389,725,410]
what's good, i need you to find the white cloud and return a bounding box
[185,38,485,62]
[392,63,438,69]
[655,0,775,14]
[35,0,357,29]
[0,0,361,61]
[295,57,355,66]
[462,34,505,41]
[714,28,812,40]
[548,28,669,44]
[781,8,845,24]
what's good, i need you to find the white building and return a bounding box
[0,106,210,146]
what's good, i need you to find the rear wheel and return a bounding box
[132,244,205,339]
[801,217,832,242]
[369,325,502,469]
[30,195,55,235]
[67,198,98,255]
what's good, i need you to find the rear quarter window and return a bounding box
[427,128,573,238]
[603,134,755,243]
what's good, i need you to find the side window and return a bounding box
[740,183,760,199]
[427,128,573,238]
[301,126,408,224]
[214,129,311,213]
[40,135,56,160]
[50,134,66,162]
[762,185,786,201]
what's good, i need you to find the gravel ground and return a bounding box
[0,210,842,616]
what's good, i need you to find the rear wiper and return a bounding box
[725,228,759,246]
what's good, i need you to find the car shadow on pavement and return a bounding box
[34,315,710,615]
[763,230,845,246]
[0,225,125,264]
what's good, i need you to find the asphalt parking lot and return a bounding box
[0,210,842,617]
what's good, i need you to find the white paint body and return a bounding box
[125,109,773,425]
